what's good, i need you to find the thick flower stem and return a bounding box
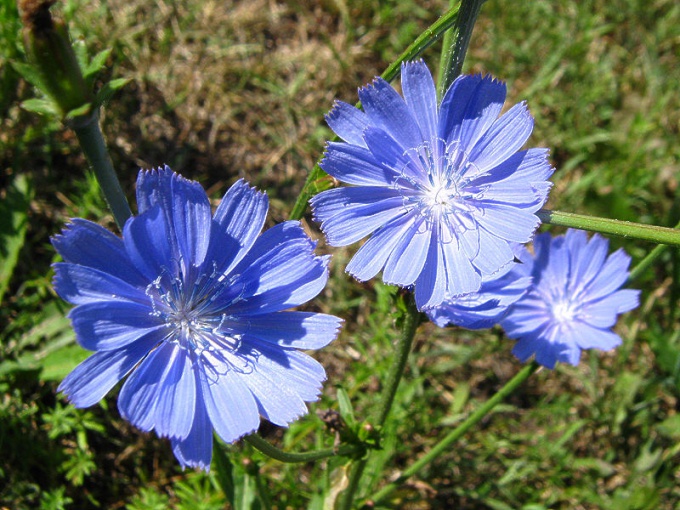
[288,5,461,221]
[538,209,680,247]
[244,434,363,463]
[72,112,132,229]
[366,361,540,507]
[437,0,486,99]
[628,219,680,284]
[338,296,421,510]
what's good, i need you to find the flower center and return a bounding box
[551,300,577,325]
[397,139,481,229]
[146,263,243,354]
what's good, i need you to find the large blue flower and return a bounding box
[501,229,640,368]
[53,167,342,470]
[310,60,554,309]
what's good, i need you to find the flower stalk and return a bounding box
[19,0,132,228]
[338,295,421,510]
[538,209,680,247]
[244,434,364,463]
[437,0,486,98]
[367,361,540,507]
[72,113,132,228]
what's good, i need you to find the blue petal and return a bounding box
[474,205,541,244]
[441,232,482,295]
[123,205,174,282]
[69,301,166,351]
[51,219,147,287]
[58,332,160,408]
[118,342,195,437]
[401,60,438,144]
[439,75,506,150]
[363,127,426,186]
[209,179,268,275]
[501,300,552,337]
[222,312,342,349]
[566,230,608,296]
[325,101,370,147]
[571,322,622,351]
[610,289,641,314]
[469,229,514,274]
[243,339,326,402]
[199,366,259,443]
[383,216,431,286]
[237,340,317,426]
[358,77,423,151]
[311,186,406,246]
[414,233,446,309]
[53,263,148,306]
[225,222,330,314]
[585,249,634,302]
[153,345,197,440]
[136,167,212,271]
[468,102,534,173]
[511,336,547,365]
[426,273,532,329]
[469,149,553,207]
[345,214,416,281]
[171,395,212,471]
[320,142,401,186]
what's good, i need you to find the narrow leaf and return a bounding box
[0,174,32,302]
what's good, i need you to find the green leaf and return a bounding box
[72,38,89,76]
[83,48,112,79]
[11,59,46,89]
[65,102,93,120]
[94,77,131,108]
[20,98,59,116]
[336,386,357,428]
[656,413,680,440]
[0,173,32,303]
[212,438,235,505]
[39,343,89,381]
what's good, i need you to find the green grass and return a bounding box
[1,0,680,508]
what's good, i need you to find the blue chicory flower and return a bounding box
[310,60,554,309]
[500,229,640,368]
[425,248,533,330]
[53,167,342,470]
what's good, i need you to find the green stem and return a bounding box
[288,5,461,221]
[437,0,486,98]
[339,296,421,510]
[627,219,680,284]
[244,434,363,463]
[538,209,680,247]
[367,361,540,507]
[72,112,132,229]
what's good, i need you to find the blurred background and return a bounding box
[1,0,679,508]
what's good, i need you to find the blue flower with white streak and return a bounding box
[501,229,640,368]
[310,60,554,309]
[53,167,342,470]
[425,249,533,330]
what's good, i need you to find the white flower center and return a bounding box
[397,139,482,226]
[551,300,577,325]
[145,262,244,355]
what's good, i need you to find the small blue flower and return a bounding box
[500,229,640,368]
[53,167,342,470]
[310,60,554,309]
[425,248,533,330]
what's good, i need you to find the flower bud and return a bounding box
[19,0,93,118]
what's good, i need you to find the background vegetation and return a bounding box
[1,0,679,508]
